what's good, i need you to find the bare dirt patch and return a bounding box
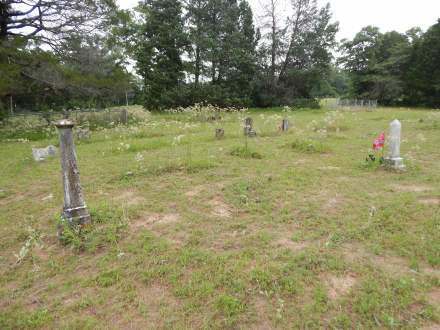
[210,197,233,218]
[421,322,440,330]
[391,184,433,193]
[341,242,410,276]
[318,166,341,171]
[319,191,343,216]
[250,295,273,330]
[341,242,440,278]
[134,283,181,328]
[427,288,440,306]
[185,185,204,197]
[115,190,145,206]
[131,213,180,229]
[321,273,357,300]
[419,197,440,205]
[274,237,307,253]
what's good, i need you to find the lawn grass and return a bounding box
[0,106,439,329]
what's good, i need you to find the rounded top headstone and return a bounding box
[390,119,401,127]
[55,119,75,128]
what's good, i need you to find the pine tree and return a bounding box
[184,0,210,86]
[136,0,187,109]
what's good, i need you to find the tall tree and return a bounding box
[184,0,210,86]
[405,19,440,107]
[0,0,116,46]
[339,26,413,104]
[135,0,187,109]
[258,0,282,85]
[254,0,338,106]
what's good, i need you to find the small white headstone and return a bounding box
[32,145,57,161]
[385,119,405,170]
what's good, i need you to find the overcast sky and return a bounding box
[117,0,440,41]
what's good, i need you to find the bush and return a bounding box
[290,138,329,153]
[230,146,263,159]
[287,98,320,109]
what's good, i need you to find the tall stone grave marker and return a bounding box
[56,119,91,226]
[244,117,256,137]
[281,119,289,132]
[385,119,405,170]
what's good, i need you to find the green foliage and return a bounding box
[57,203,127,252]
[214,294,245,318]
[405,19,440,107]
[339,19,440,107]
[0,36,136,112]
[135,0,187,110]
[95,270,121,287]
[230,146,263,159]
[290,138,328,154]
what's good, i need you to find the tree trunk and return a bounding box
[270,0,276,84]
[278,1,304,81]
[195,45,200,85]
[0,3,9,40]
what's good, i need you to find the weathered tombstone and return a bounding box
[55,119,91,226]
[215,128,225,139]
[281,119,289,132]
[244,117,256,137]
[385,119,405,170]
[32,145,57,161]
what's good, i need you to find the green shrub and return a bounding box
[230,146,263,159]
[290,138,329,153]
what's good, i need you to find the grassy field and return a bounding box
[0,106,439,329]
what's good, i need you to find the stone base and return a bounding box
[62,205,91,226]
[384,157,405,171]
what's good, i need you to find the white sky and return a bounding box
[116,0,440,41]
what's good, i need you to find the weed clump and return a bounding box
[290,138,328,153]
[57,202,127,252]
[230,146,263,159]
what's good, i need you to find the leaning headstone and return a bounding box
[281,119,289,132]
[215,128,225,139]
[56,119,91,226]
[244,117,257,137]
[384,119,405,170]
[76,128,90,140]
[32,145,57,161]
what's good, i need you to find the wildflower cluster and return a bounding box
[309,111,345,137]
[165,103,246,122]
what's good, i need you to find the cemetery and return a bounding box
[1,0,440,328]
[0,105,439,329]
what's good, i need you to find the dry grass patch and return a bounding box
[341,242,410,276]
[274,237,307,253]
[319,191,344,216]
[114,189,145,206]
[131,212,180,229]
[390,184,434,193]
[210,197,233,218]
[185,185,205,197]
[133,283,181,328]
[321,273,357,301]
[250,295,274,330]
[421,322,440,330]
[419,197,440,205]
[427,287,440,306]
[341,242,440,278]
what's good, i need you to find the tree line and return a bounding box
[339,22,440,108]
[0,0,439,115]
